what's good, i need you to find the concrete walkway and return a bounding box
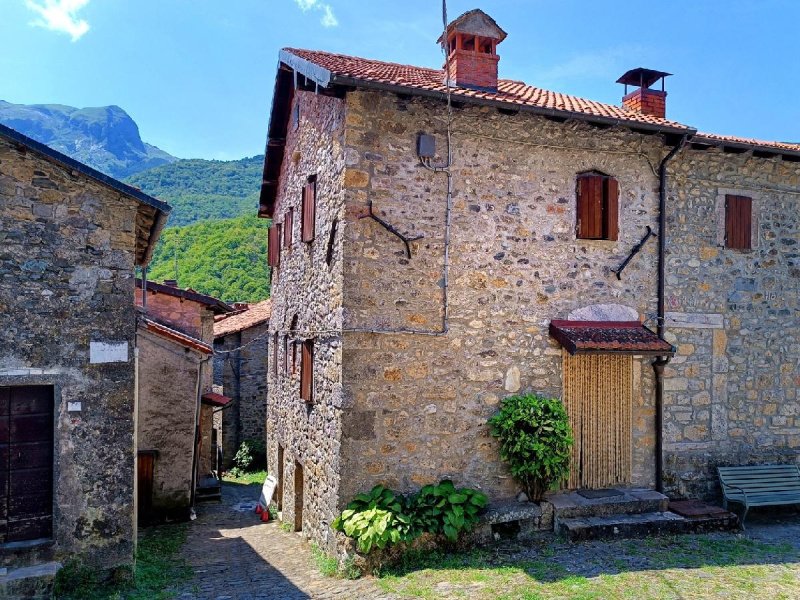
[172,482,394,600]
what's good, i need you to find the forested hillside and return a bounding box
[146,215,270,303]
[125,155,263,226]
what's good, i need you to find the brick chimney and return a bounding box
[439,9,507,92]
[617,68,671,119]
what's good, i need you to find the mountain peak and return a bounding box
[0,100,177,178]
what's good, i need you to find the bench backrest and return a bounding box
[718,464,800,492]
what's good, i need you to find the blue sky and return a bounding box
[2,0,799,160]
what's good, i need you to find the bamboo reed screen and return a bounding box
[562,351,633,490]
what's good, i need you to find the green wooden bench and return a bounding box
[717,464,800,528]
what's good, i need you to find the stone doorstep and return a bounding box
[1,562,61,582]
[546,487,670,522]
[558,510,739,542]
[469,499,554,543]
[1,562,61,600]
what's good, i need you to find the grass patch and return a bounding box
[55,523,192,599]
[377,533,800,600]
[222,469,267,486]
[311,543,339,577]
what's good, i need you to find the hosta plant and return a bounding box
[410,480,488,541]
[488,393,573,501]
[332,485,412,554]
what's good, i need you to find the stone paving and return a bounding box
[172,482,395,600]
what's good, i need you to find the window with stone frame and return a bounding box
[576,172,619,241]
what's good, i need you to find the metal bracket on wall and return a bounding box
[611,225,656,280]
[358,201,424,259]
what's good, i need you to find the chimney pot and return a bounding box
[617,67,672,119]
[439,9,507,92]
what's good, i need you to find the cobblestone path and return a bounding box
[172,482,395,600]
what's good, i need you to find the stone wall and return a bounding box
[661,148,800,498]
[338,90,665,503]
[266,89,346,553]
[136,329,205,516]
[0,137,139,572]
[215,322,270,469]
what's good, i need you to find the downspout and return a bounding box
[653,133,689,493]
[189,355,212,518]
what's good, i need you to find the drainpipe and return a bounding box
[653,133,689,493]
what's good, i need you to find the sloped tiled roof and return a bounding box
[693,132,800,154]
[285,48,689,131]
[550,320,675,356]
[140,317,213,355]
[214,300,272,338]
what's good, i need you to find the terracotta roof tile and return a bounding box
[213,300,272,338]
[285,48,689,130]
[549,320,674,356]
[693,132,800,154]
[140,318,213,355]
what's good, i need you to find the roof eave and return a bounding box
[691,135,800,159]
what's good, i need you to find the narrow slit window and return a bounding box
[725,195,752,250]
[271,333,278,378]
[576,173,619,241]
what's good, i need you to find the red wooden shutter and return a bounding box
[268,224,280,267]
[577,175,604,239]
[300,339,313,402]
[301,181,316,242]
[604,177,619,241]
[725,195,752,250]
[284,208,293,249]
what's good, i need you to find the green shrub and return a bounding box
[409,480,487,541]
[488,393,573,501]
[333,481,488,554]
[332,485,413,554]
[230,439,266,476]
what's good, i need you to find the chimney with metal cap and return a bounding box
[439,9,507,92]
[618,68,672,118]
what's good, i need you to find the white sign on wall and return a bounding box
[89,341,129,364]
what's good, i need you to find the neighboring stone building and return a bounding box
[135,279,233,518]
[259,9,800,553]
[213,300,271,469]
[0,124,170,593]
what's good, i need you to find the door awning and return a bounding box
[549,320,675,356]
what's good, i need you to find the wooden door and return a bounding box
[276,445,284,510]
[137,451,156,519]
[0,385,54,543]
[562,353,632,489]
[293,461,303,532]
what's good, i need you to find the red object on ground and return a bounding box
[255,504,263,515]
[260,511,270,522]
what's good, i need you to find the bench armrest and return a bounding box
[721,482,748,503]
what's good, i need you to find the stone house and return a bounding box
[0,124,170,593]
[135,279,233,518]
[213,299,271,469]
[259,9,800,553]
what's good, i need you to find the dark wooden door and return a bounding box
[293,461,303,532]
[0,385,54,543]
[137,451,156,519]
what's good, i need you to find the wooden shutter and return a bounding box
[725,195,752,250]
[577,175,604,239]
[301,181,316,242]
[300,339,314,402]
[268,224,281,267]
[284,208,293,249]
[604,177,619,241]
[282,336,289,375]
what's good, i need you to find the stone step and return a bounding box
[0,562,60,599]
[546,487,669,523]
[558,509,739,542]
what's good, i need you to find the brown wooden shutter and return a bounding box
[301,181,316,242]
[604,177,619,241]
[300,339,313,402]
[268,224,280,267]
[577,175,604,239]
[725,195,752,250]
[284,208,293,249]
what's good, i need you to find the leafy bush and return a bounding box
[332,485,412,554]
[409,480,487,541]
[333,481,488,554]
[488,393,573,501]
[229,439,266,477]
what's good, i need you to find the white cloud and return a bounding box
[25,0,91,41]
[293,0,338,28]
